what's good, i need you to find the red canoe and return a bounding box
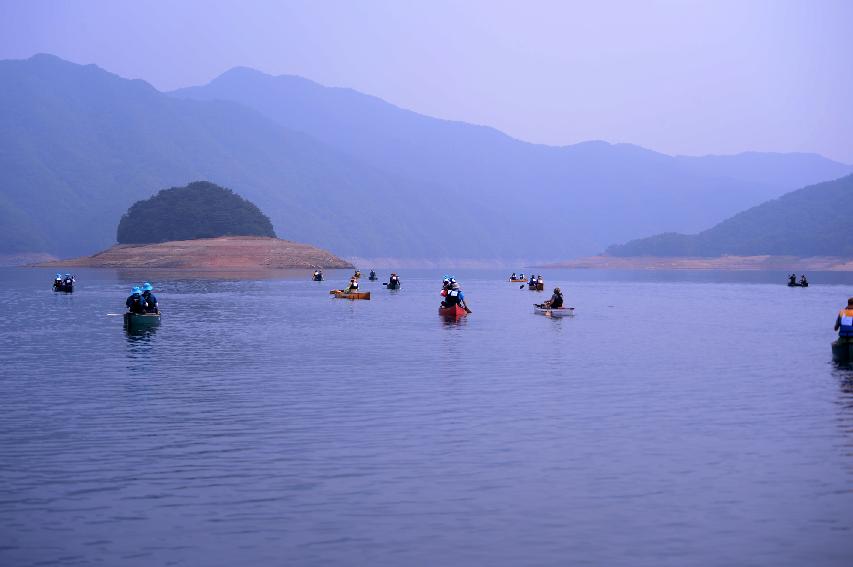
[439,304,467,318]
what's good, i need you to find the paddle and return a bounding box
[519,284,524,289]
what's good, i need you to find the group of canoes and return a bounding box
[52,273,75,293]
[787,273,809,287]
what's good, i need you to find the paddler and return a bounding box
[788,273,797,285]
[510,272,517,280]
[835,298,853,338]
[544,287,564,309]
[441,280,471,312]
[125,286,146,314]
[800,274,809,286]
[141,282,159,314]
[344,275,360,294]
[53,273,63,290]
[388,273,401,288]
[313,269,323,281]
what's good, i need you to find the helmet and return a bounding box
[142,282,153,291]
[131,286,142,295]
[65,273,71,277]
[56,273,62,278]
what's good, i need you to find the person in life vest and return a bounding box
[53,273,63,290]
[141,282,159,314]
[441,280,470,312]
[788,273,797,285]
[510,272,517,280]
[544,287,564,309]
[63,273,75,289]
[313,269,323,281]
[800,274,809,286]
[387,273,401,288]
[835,298,853,337]
[344,276,360,294]
[126,287,146,314]
[442,275,451,291]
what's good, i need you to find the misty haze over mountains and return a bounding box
[2,54,851,261]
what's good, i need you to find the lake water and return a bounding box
[1,267,852,566]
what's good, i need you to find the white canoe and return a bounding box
[533,305,575,318]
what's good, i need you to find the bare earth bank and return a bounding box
[536,255,853,271]
[34,236,353,270]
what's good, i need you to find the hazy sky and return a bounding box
[1,0,851,162]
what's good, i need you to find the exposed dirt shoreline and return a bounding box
[34,236,352,270]
[535,255,853,271]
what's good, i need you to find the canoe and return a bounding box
[387,282,401,290]
[124,312,161,327]
[533,305,575,318]
[53,285,73,293]
[439,304,467,318]
[312,275,323,281]
[832,338,853,364]
[332,290,371,300]
[509,278,528,283]
[787,282,809,287]
[368,275,378,281]
[528,282,544,291]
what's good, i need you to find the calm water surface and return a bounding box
[1,267,852,566]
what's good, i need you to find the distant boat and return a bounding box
[330,290,370,300]
[533,305,575,318]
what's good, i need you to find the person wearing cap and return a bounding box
[544,287,564,309]
[835,298,853,337]
[125,287,146,314]
[441,280,471,312]
[141,282,159,314]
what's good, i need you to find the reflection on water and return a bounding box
[2,267,853,567]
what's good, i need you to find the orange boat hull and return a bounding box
[439,304,467,317]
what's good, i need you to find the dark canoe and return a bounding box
[368,275,378,281]
[787,282,809,287]
[832,338,853,364]
[528,282,544,291]
[387,282,401,290]
[124,312,161,327]
[439,304,467,318]
[313,275,323,281]
[54,285,73,293]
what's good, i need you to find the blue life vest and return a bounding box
[445,289,462,305]
[840,309,853,337]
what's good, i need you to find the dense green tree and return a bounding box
[116,181,275,244]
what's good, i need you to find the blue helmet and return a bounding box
[55,273,62,278]
[142,282,153,292]
[131,286,142,295]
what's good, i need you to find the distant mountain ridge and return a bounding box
[1,54,851,260]
[606,174,853,258]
